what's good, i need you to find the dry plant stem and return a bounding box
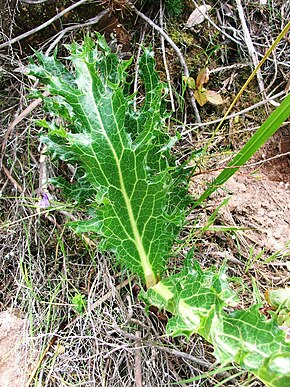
[1,90,49,201]
[135,331,143,387]
[1,91,49,198]
[189,149,290,178]
[108,325,142,341]
[182,90,286,134]
[159,0,175,112]
[209,62,251,74]
[89,277,135,311]
[198,20,290,152]
[191,0,241,46]
[263,36,279,103]
[155,345,210,368]
[38,145,48,194]
[0,90,50,168]
[0,205,69,229]
[20,0,49,3]
[25,334,58,387]
[0,0,91,49]
[245,150,290,167]
[43,10,110,55]
[235,0,266,102]
[2,164,23,192]
[127,0,201,122]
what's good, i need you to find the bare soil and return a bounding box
[223,173,290,253]
[259,126,290,184]
[0,311,29,387]
[220,125,290,255]
[191,126,290,257]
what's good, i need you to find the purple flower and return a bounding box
[39,192,50,208]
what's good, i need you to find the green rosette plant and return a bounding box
[28,35,290,386]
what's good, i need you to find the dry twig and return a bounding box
[159,0,175,112]
[0,0,91,49]
[42,9,110,55]
[134,331,143,387]
[235,0,267,103]
[126,0,201,122]
[181,90,286,135]
[0,90,50,169]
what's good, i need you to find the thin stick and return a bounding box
[0,0,91,49]
[20,0,49,3]
[127,0,201,122]
[209,62,251,74]
[155,345,210,368]
[2,165,23,192]
[25,334,58,387]
[160,0,175,112]
[0,90,50,169]
[44,10,110,55]
[181,90,286,134]
[189,150,290,178]
[134,331,143,387]
[245,150,290,167]
[89,277,135,311]
[235,0,266,101]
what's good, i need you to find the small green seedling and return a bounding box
[183,68,224,106]
[71,293,87,315]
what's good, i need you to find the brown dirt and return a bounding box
[0,311,29,387]
[225,126,290,254]
[0,0,132,56]
[220,172,290,253]
[258,126,290,184]
[191,129,290,258]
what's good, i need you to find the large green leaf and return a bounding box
[141,262,290,386]
[29,35,189,288]
[29,36,290,386]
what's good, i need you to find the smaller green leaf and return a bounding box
[182,76,196,90]
[265,287,290,327]
[265,287,290,310]
[71,293,87,314]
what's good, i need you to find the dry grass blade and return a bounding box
[127,0,201,122]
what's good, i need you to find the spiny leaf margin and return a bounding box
[28,34,190,288]
[141,262,290,387]
[28,35,290,386]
